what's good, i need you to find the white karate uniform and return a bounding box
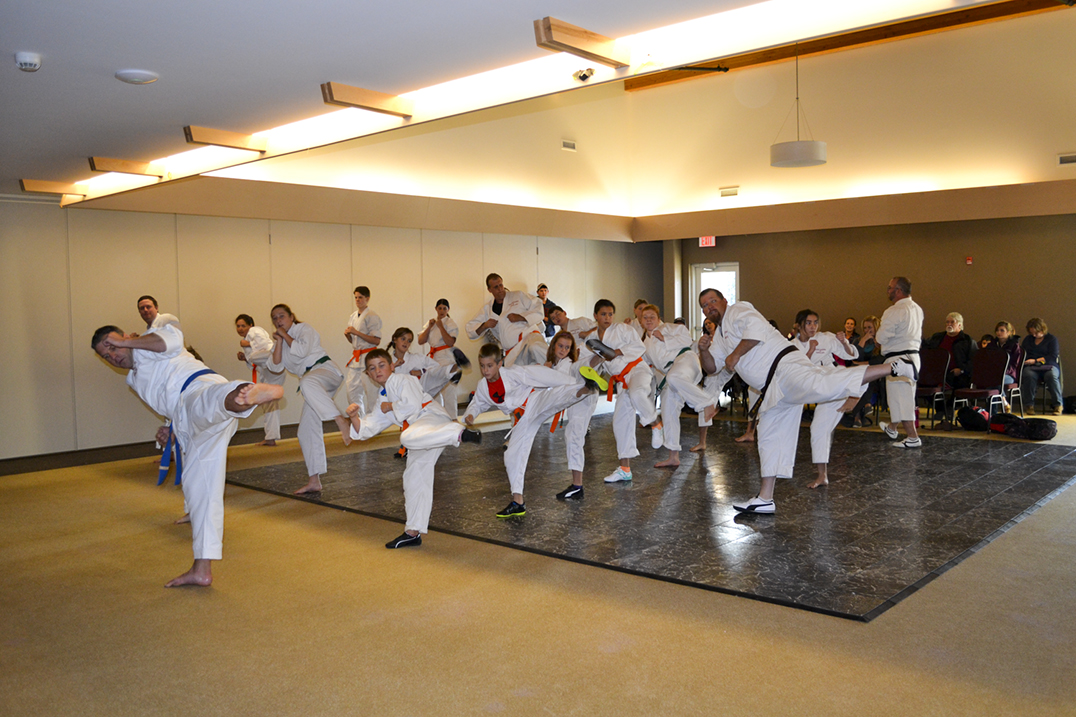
[552,356,599,472]
[126,325,254,561]
[877,296,924,423]
[266,321,344,478]
[424,316,461,419]
[596,323,657,459]
[241,325,286,441]
[392,350,457,401]
[466,290,547,367]
[705,302,869,479]
[793,332,861,464]
[644,322,709,451]
[350,374,463,534]
[345,307,382,413]
[627,317,644,339]
[149,313,181,332]
[464,365,586,495]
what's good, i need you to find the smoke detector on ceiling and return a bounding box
[115,69,159,85]
[15,52,41,72]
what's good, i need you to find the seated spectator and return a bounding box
[988,321,1023,392]
[843,316,860,343]
[1021,318,1062,415]
[923,312,976,391]
[979,334,993,349]
[846,315,883,427]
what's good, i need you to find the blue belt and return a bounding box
[158,369,217,486]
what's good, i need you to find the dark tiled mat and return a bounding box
[225,414,1076,621]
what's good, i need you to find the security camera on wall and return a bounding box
[573,68,595,82]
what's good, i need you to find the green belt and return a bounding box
[656,347,694,394]
[297,355,333,391]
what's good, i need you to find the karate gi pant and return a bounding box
[757,363,868,479]
[504,331,548,368]
[419,363,457,401]
[298,364,344,477]
[564,391,599,472]
[346,363,380,416]
[399,409,463,534]
[883,354,920,423]
[612,363,658,459]
[658,353,710,450]
[505,384,587,495]
[173,377,254,561]
[255,367,287,441]
[809,383,867,464]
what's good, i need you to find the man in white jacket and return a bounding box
[466,273,548,367]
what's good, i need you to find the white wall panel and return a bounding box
[482,234,538,297]
[68,209,179,448]
[0,202,76,459]
[538,235,587,319]
[351,226,423,347]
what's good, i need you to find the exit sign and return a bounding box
[699,236,716,247]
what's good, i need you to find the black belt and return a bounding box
[747,345,797,421]
[883,349,919,359]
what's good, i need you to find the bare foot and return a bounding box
[734,432,755,443]
[165,560,212,587]
[235,383,285,408]
[703,404,719,422]
[174,513,191,525]
[689,443,706,452]
[256,439,277,447]
[807,475,829,489]
[295,476,323,494]
[655,458,680,468]
[334,415,353,446]
[836,396,859,413]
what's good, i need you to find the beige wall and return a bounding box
[0,200,661,460]
[680,214,1076,363]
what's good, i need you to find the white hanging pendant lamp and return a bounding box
[770,46,826,168]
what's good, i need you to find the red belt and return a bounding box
[608,356,644,400]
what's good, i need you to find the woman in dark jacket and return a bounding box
[1021,317,1062,414]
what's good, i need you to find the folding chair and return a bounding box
[953,349,1009,418]
[915,347,950,428]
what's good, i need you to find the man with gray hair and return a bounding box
[923,311,976,392]
[876,276,925,448]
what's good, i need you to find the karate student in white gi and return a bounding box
[639,304,717,469]
[624,299,647,339]
[266,303,353,495]
[390,327,468,404]
[463,344,594,518]
[346,349,482,549]
[137,295,181,333]
[548,305,598,345]
[791,309,861,488]
[697,289,917,514]
[588,299,663,484]
[343,286,382,415]
[465,273,548,367]
[234,313,286,446]
[92,324,283,587]
[417,298,466,419]
[546,331,608,500]
[876,276,925,448]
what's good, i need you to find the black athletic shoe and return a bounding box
[585,338,618,361]
[450,369,462,384]
[461,428,482,444]
[451,348,471,369]
[496,501,526,518]
[385,532,422,549]
[556,484,585,501]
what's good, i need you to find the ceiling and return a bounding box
[3,0,1075,233]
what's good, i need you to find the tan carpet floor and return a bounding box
[2,418,1076,716]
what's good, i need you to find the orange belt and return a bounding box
[505,330,541,359]
[550,411,563,433]
[429,344,453,356]
[511,390,534,426]
[401,401,433,431]
[608,357,644,401]
[348,347,376,366]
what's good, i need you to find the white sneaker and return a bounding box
[893,437,922,449]
[732,496,776,514]
[879,421,899,440]
[603,467,633,483]
[651,423,664,449]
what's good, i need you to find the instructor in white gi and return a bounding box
[466,273,548,367]
[697,289,916,514]
[876,276,925,449]
[92,323,283,587]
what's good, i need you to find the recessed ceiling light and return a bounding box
[115,69,159,85]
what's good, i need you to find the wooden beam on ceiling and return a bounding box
[88,157,166,177]
[534,16,630,69]
[183,125,268,152]
[625,0,1068,92]
[19,179,87,196]
[320,82,414,118]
